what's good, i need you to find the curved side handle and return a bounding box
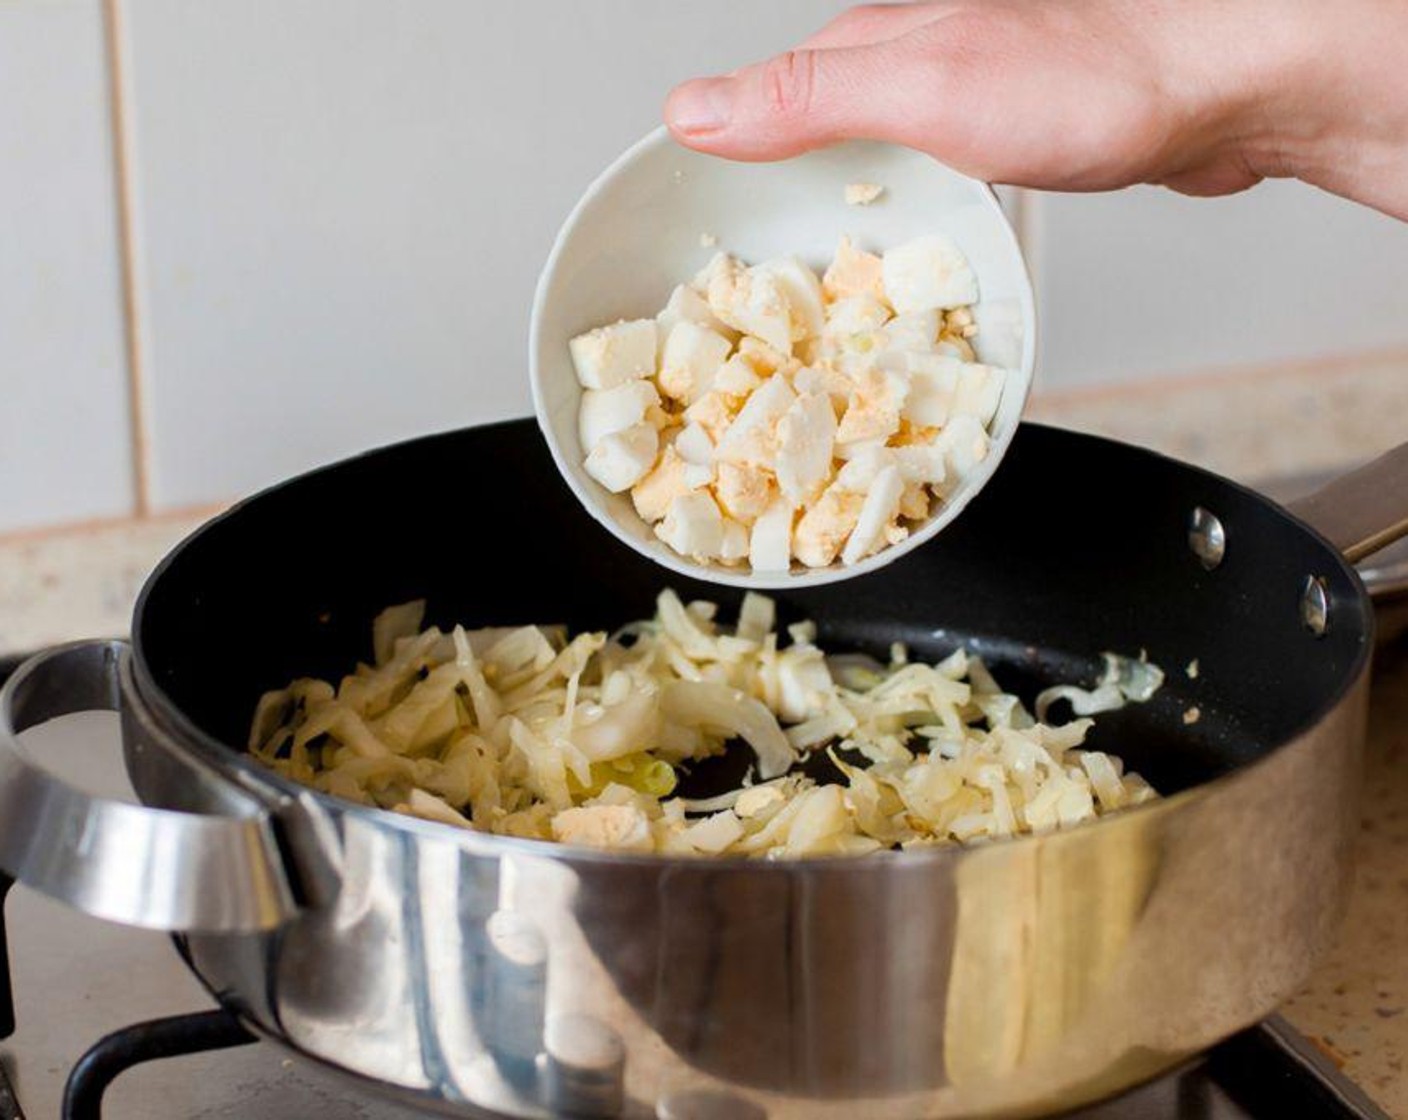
[1288,443,1408,563]
[0,640,299,933]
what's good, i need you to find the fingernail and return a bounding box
[667,78,733,135]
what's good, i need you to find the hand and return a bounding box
[664,1,1408,220]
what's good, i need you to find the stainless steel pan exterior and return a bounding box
[141,656,1367,1119]
[2,425,1405,1119]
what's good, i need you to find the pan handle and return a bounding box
[1287,442,1408,563]
[0,640,299,933]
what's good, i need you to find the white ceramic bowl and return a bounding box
[530,126,1036,590]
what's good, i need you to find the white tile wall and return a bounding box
[118,0,852,510]
[7,0,1408,531]
[1031,180,1408,390]
[0,0,134,534]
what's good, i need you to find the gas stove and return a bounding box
[0,662,1391,1120]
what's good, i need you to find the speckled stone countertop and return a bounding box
[1281,635,1408,1114]
[1,354,1406,1115]
[0,511,210,655]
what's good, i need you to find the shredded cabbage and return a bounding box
[250,591,1161,857]
[1034,653,1166,722]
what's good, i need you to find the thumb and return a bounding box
[665,42,924,161]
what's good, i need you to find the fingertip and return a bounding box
[664,78,734,140]
[664,74,817,161]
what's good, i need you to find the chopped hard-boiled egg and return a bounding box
[823,294,891,339]
[749,497,794,573]
[934,415,991,494]
[883,309,941,352]
[716,461,775,522]
[631,447,700,522]
[955,364,1005,427]
[568,232,1009,572]
[714,372,796,467]
[673,422,714,467]
[836,367,908,443]
[822,236,885,302]
[841,464,905,564]
[656,491,727,561]
[755,256,826,342]
[900,353,961,428]
[714,354,762,399]
[659,321,732,404]
[775,392,837,505]
[702,253,794,353]
[844,181,885,206]
[682,390,736,443]
[578,380,660,452]
[569,318,657,389]
[657,283,736,351]
[584,422,658,492]
[882,234,979,314]
[794,485,865,568]
[552,804,653,852]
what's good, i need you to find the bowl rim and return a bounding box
[529,124,1038,590]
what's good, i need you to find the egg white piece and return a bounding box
[883,235,979,314]
[584,423,659,492]
[569,319,658,389]
[578,380,660,452]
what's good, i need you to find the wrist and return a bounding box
[1211,1,1408,216]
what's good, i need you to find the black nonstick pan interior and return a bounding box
[134,420,1369,801]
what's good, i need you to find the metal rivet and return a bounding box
[543,1013,626,1117]
[1301,575,1330,637]
[1188,507,1226,570]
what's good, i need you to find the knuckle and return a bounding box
[846,3,897,25]
[920,9,995,63]
[909,10,1008,98]
[816,5,879,40]
[761,49,818,119]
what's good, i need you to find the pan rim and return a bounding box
[129,419,1375,870]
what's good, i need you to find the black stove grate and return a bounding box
[61,1010,255,1120]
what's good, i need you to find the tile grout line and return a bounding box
[101,0,152,517]
[1005,187,1046,384]
[1010,187,1044,285]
